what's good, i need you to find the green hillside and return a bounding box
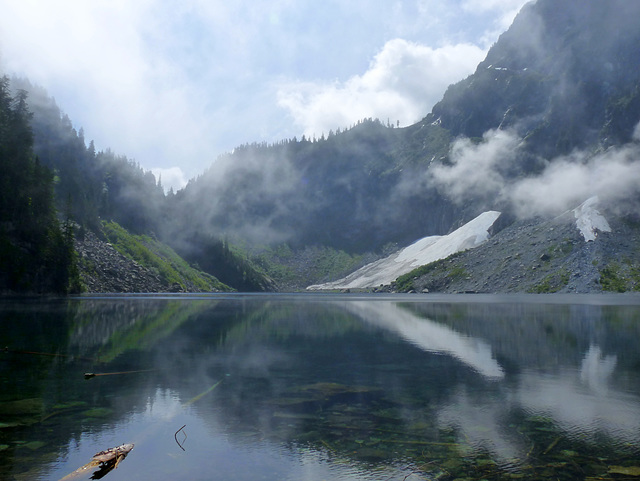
[100,221,230,292]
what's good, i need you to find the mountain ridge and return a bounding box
[427,0,640,155]
[3,0,640,293]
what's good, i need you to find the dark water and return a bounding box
[1,293,640,481]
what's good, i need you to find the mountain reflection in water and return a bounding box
[343,301,505,379]
[0,294,639,481]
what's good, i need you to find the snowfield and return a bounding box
[307,197,613,291]
[307,211,502,290]
[573,196,611,242]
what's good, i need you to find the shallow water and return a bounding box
[1,293,639,480]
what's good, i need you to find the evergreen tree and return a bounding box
[0,76,80,293]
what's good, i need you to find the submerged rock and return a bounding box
[0,398,43,416]
[609,465,640,476]
[22,441,46,451]
[81,407,113,418]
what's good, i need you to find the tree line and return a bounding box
[0,76,80,293]
[2,76,275,293]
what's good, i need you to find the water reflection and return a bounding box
[580,345,617,393]
[0,294,639,480]
[343,301,505,379]
[342,300,640,465]
[518,361,640,446]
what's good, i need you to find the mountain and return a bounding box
[3,0,640,293]
[162,0,640,290]
[313,0,640,293]
[163,119,457,254]
[427,0,640,158]
[3,78,274,293]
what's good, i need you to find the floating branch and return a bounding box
[84,369,156,380]
[58,443,134,481]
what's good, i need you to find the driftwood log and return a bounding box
[58,443,134,480]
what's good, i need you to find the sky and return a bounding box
[0,0,529,191]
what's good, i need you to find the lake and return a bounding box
[1,293,640,480]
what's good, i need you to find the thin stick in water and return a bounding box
[175,424,187,451]
[184,380,222,405]
[84,369,156,380]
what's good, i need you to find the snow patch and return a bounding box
[308,211,501,290]
[573,196,611,242]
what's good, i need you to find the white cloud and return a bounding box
[430,129,520,202]
[461,0,530,45]
[510,145,640,218]
[0,0,216,192]
[429,125,640,218]
[151,167,189,193]
[277,39,485,137]
[461,0,529,13]
[0,0,530,193]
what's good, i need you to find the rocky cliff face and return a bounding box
[428,0,640,158]
[75,231,183,293]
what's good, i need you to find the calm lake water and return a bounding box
[1,293,640,481]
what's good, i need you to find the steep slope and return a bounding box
[382,0,640,294]
[426,0,640,158]
[165,119,458,256]
[167,0,640,277]
[0,78,80,294]
[308,211,501,290]
[8,78,273,292]
[390,201,640,294]
[11,77,168,235]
